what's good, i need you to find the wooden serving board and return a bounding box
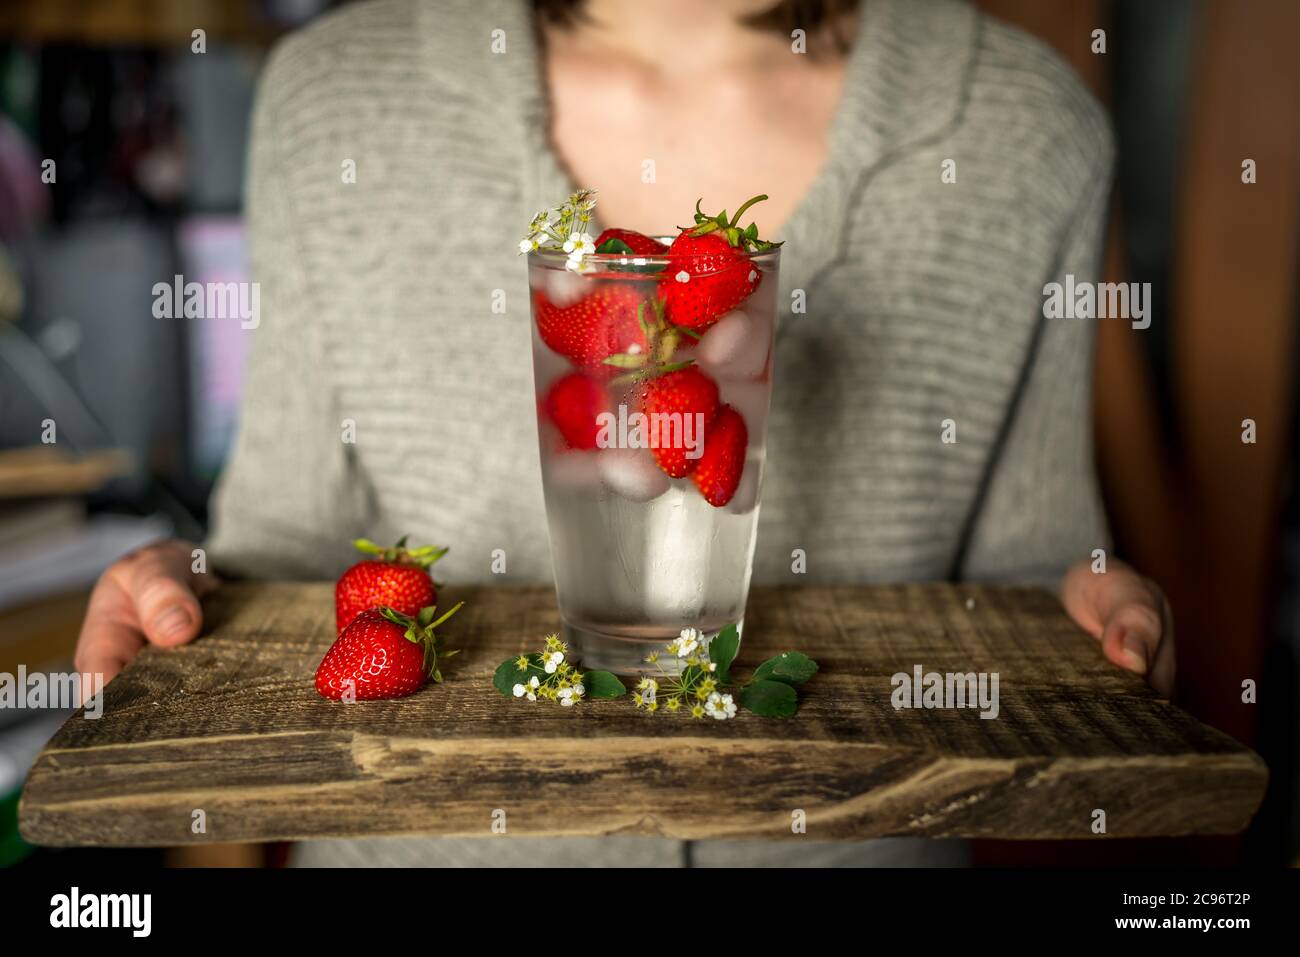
[19,583,1265,846]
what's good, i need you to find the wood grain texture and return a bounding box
[20,583,1265,847]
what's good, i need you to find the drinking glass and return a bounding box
[527,242,780,673]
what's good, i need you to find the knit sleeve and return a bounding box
[955,130,1116,588]
[204,39,372,579]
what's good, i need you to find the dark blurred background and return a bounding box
[0,0,1295,869]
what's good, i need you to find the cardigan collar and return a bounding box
[424,0,980,288]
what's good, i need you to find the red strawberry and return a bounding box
[659,195,779,331]
[594,228,669,256]
[315,603,463,701]
[661,232,759,330]
[691,404,748,507]
[543,372,610,450]
[636,365,721,478]
[335,537,448,632]
[533,284,650,375]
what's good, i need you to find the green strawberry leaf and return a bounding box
[594,237,666,274]
[751,652,819,686]
[739,679,798,718]
[583,671,627,699]
[595,238,634,255]
[709,624,740,683]
[493,654,545,698]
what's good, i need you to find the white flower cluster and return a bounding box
[666,627,717,672]
[510,635,586,706]
[560,231,596,270]
[633,627,733,718]
[518,189,599,271]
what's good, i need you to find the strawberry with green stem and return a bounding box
[660,194,781,331]
[315,603,464,701]
[335,536,448,632]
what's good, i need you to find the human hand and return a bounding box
[1061,558,1175,697]
[74,539,219,686]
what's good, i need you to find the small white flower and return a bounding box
[558,687,577,706]
[562,231,596,257]
[544,651,564,674]
[512,683,526,697]
[706,662,717,672]
[675,270,691,283]
[529,676,540,688]
[704,692,737,720]
[519,236,542,254]
[670,628,701,658]
[572,681,585,697]
[526,675,540,701]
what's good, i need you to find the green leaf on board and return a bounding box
[709,624,740,683]
[493,654,544,698]
[583,671,627,699]
[739,679,798,718]
[751,652,819,687]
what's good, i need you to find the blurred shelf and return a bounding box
[0,447,133,499]
[0,0,289,48]
[0,589,88,676]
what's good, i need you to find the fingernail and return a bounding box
[153,607,191,640]
[1119,628,1147,675]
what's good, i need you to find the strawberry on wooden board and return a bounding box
[335,536,448,632]
[533,283,650,375]
[594,228,669,256]
[691,404,748,507]
[660,195,780,331]
[636,365,721,478]
[315,603,463,701]
[543,371,610,450]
